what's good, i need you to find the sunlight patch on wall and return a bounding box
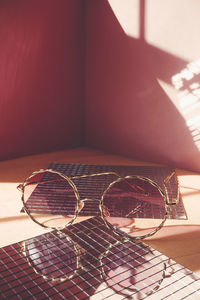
[171,58,200,150]
[145,0,200,61]
[108,0,140,38]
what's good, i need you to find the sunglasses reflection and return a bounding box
[21,226,174,299]
[99,240,174,298]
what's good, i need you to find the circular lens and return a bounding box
[22,232,80,281]
[101,176,167,239]
[22,170,80,229]
[100,241,165,297]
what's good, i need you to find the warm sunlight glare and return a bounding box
[107,0,140,38]
[172,58,200,150]
[0,182,21,218]
[145,0,200,61]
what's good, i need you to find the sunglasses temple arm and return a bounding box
[17,178,67,191]
[163,171,178,205]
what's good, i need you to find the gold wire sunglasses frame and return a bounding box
[18,169,178,241]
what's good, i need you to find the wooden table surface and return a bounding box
[1,147,200,277]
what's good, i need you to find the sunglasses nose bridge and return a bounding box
[79,198,100,210]
[81,198,100,203]
[78,200,85,212]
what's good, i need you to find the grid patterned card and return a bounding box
[22,163,186,220]
[1,217,200,300]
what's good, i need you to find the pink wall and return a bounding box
[85,0,200,171]
[0,0,85,160]
[1,0,200,171]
